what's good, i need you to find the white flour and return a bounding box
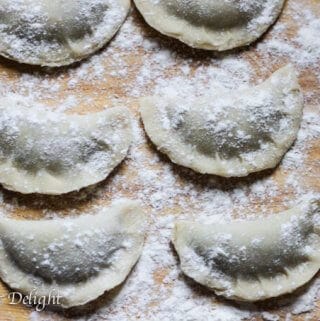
[0,0,318,321]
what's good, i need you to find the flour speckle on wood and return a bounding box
[0,0,319,320]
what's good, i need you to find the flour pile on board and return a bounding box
[0,0,319,321]
[257,5,320,68]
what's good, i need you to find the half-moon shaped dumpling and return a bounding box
[140,65,303,177]
[134,0,285,50]
[173,199,320,302]
[0,0,130,66]
[0,200,146,308]
[0,95,132,194]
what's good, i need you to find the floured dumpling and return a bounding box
[140,65,303,177]
[0,0,130,66]
[134,0,285,50]
[173,199,320,301]
[0,94,132,194]
[0,200,146,308]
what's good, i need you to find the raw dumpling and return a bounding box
[140,65,303,177]
[173,199,320,301]
[0,94,132,194]
[0,200,146,308]
[134,0,285,50]
[0,0,130,66]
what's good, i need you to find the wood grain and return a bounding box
[0,0,319,320]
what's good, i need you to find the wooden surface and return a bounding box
[0,0,319,320]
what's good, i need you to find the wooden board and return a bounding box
[0,0,319,320]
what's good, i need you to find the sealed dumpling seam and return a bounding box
[0,200,146,308]
[140,64,303,177]
[134,0,286,50]
[0,0,131,66]
[173,198,320,301]
[0,94,133,195]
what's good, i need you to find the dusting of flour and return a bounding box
[0,1,318,321]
